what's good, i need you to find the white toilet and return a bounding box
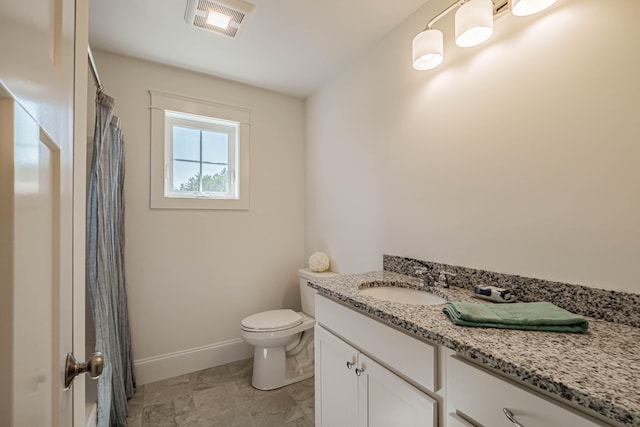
[240,268,338,390]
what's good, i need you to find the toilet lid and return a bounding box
[241,309,303,332]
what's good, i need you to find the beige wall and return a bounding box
[306,0,640,293]
[88,52,306,377]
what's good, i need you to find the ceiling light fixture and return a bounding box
[412,29,444,71]
[455,0,494,47]
[511,0,558,16]
[206,10,232,29]
[185,0,255,39]
[412,0,557,70]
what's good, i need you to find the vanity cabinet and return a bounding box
[314,294,613,427]
[446,356,609,427]
[315,295,437,427]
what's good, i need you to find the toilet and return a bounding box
[240,268,338,390]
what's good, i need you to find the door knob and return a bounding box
[64,352,104,390]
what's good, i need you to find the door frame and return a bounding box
[72,0,90,425]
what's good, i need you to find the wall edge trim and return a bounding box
[133,338,253,385]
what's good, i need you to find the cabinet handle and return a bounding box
[346,361,354,369]
[355,367,365,376]
[503,409,525,427]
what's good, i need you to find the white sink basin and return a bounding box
[359,286,447,305]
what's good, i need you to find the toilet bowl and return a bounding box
[240,268,338,390]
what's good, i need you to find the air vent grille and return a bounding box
[185,0,254,39]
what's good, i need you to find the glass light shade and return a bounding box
[412,29,444,71]
[455,0,494,48]
[206,10,232,29]
[511,0,557,16]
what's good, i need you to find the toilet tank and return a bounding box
[298,268,338,317]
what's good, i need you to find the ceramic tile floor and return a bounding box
[126,358,315,427]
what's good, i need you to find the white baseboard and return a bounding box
[133,338,253,385]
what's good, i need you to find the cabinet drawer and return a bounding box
[447,356,609,427]
[447,412,475,427]
[316,295,437,392]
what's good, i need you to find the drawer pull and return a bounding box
[355,367,365,376]
[346,361,354,369]
[503,408,525,427]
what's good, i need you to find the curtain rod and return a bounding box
[88,45,104,94]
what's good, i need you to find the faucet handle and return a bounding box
[436,270,456,288]
[413,268,427,286]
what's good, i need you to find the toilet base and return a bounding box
[250,345,314,391]
[250,329,315,391]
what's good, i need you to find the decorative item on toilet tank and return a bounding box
[308,252,330,272]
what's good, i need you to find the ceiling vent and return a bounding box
[185,0,255,38]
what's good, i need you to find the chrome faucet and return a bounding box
[413,268,428,287]
[435,271,456,288]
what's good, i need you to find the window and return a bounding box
[150,91,251,209]
[165,112,237,199]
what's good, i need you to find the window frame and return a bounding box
[164,112,238,200]
[150,90,251,210]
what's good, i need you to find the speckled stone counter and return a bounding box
[308,271,640,426]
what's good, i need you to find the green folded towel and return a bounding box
[443,301,589,333]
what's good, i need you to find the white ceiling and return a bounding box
[89,0,428,98]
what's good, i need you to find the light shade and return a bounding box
[412,29,444,71]
[511,0,557,16]
[206,10,232,29]
[455,0,494,48]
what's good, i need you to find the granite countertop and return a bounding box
[308,271,640,427]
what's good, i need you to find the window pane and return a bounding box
[173,160,200,192]
[202,163,228,193]
[173,126,200,161]
[202,130,228,165]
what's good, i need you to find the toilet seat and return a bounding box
[241,309,303,332]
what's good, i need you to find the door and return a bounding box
[0,0,86,425]
[0,95,72,427]
[359,354,437,427]
[315,325,360,427]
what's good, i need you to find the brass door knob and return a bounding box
[64,352,104,390]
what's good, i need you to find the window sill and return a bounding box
[150,195,249,210]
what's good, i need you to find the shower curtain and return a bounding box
[87,93,135,426]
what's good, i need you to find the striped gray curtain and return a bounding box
[87,94,135,426]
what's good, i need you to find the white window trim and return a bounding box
[150,90,251,210]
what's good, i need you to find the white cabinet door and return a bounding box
[360,354,437,427]
[315,325,360,427]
